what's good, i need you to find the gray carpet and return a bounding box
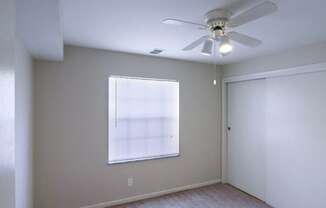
[111,183,272,208]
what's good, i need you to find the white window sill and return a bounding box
[108,153,180,165]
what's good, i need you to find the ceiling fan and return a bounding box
[162,1,278,56]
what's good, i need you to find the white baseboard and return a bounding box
[81,179,221,208]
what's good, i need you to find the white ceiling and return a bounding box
[17,0,63,61]
[19,0,326,64]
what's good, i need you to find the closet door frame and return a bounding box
[221,62,326,183]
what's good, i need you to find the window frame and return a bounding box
[107,75,180,165]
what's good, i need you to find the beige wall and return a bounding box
[223,41,326,77]
[15,38,34,208]
[34,46,221,208]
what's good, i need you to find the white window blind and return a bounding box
[108,76,179,164]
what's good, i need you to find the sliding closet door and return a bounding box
[265,71,326,208]
[227,79,266,201]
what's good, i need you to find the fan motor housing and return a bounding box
[205,9,232,36]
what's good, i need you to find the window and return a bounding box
[108,76,179,164]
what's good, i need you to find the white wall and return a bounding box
[34,46,221,208]
[15,38,34,208]
[0,0,15,207]
[223,42,326,77]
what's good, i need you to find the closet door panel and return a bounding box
[265,71,326,208]
[227,79,266,201]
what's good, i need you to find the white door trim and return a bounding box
[221,62,326,183]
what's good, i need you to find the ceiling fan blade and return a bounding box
[223,0,262,16]
[201,39,214,56]
[162,18,207,30]
[228,32,262,47]
[228,1,277,28]
[183,35,209,51]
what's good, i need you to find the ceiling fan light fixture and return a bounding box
[201,39,213,56]
[219,36,233,56]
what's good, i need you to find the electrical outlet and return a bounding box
[128,177,133,187]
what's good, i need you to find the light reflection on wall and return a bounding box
[0,68,15,208]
